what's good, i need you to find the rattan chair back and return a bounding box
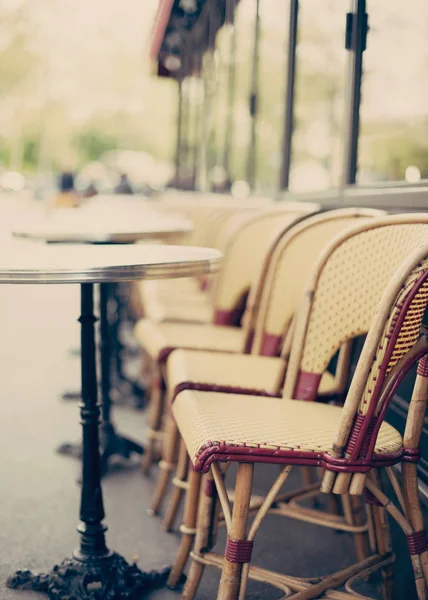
[323,240,428,495]
[250,208,384,359]
[284,215,428,407]
[212,204,319,328]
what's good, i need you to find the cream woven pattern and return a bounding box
[143,300,213,324]
[360,258,428,413]
[167,349,337,396]
[214,211,307,312]
[301,223,428,374]
[134,319,245,360]
[168,350,285,395]
[136,207,254,321]
[139,279,212,323]
[172,391,402,465]
[256,214,378,345]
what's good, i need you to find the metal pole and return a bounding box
[198,4,219,192]
[246,0,260,190]
[223,0,237,186]
[174,78,184,185]
[279,0,299,192]
[191,55,202,190]
[342,0,368,185]
[198,59,209,192]
[78,283,107,558]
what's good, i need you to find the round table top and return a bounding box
[12,216,192,244]
[0,243,222,284]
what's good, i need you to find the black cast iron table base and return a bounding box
[7,552,170,599]
[57,423,143,476]
[7,283,171,599]
[110,379,146,410]
[61,380,146,408]
[62,390,82,401]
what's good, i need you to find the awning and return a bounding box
[149,0,175,63]
[149,0,233,79]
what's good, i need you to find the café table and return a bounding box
[13,216,192,244]
[4,242,221,598]
[13,217,193,473]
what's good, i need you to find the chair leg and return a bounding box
[182,471,218,600]
[149,414,179,515]
[402,462,428,596]
[342,495,370,562]
[368,471,394,600]
[371,503,394,600]
[217,463,254,600]
[142,366,164,475]
[300,466,318,508]
[167,468,202,588]
[163,437,189,531]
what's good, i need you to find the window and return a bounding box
[290,0,347,193]
[358,0,428,184]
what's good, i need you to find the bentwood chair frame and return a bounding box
[172,215,428,599]
[162,209,384,586]
[139,204,318,473]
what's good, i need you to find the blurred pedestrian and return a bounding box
[114,173,133,194]
[52,171,80,208]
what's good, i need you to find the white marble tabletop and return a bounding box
[12,215,193,244]
[0,243,221,284]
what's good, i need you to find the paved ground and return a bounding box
[0,193,421,599]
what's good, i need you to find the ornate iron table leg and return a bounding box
[57,283,143,473]
[109,282,146,410]
[8,283,169,598]
[99,282,143,474]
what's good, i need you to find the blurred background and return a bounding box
[0,0,427,199]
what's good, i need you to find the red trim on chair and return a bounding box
[260,333,282,357]
[364,343,428,461]
[364,489,383,506]
[346,414,378,458]
[418,355,428,377]
[172,381,279,403]
[294,371,322,401]
[371,271,428,402]
[407,530,427,555]
[213,309,239,326]
[204,478,215,497]
[350,270,428,462]
[225,537,253,563]
[199,277,209,292]
[192,441,412,474]
[158,347,176,363]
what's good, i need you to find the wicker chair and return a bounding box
[131,195,275,322]
[135,205,256,323]
[136,205,318,472]
[172,214,428,599]
[156,209,383,536]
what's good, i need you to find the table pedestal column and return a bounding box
[105,282,146,410]
[7,283,169,598]
[99,282,143,475]
[57,283,143,474]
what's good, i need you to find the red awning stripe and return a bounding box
[149,0,175,62]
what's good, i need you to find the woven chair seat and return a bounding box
[142,299,212,324]
[138,280,212,323]
[167,349,337,398]
[139,278,203,298]
[152,303,212,324]
[134,319,244,362]
[172,390,403,472]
